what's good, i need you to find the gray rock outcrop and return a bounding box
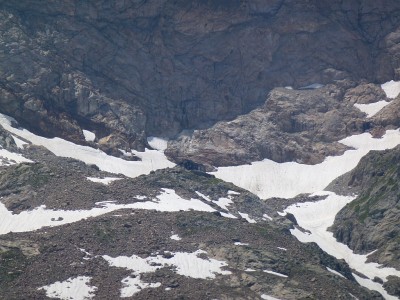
[166,82,373,168]
[1,1,400,149]
[330,146,400,269]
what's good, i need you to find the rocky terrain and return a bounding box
[1,1,400,152]
[166,81,389,168]
[0,1,400,299]
[0,144,379,300]
[330,146,400,271]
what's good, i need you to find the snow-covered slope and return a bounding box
[0,113,175,178]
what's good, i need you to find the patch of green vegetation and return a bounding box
[0,163,51,190]
[176,213,228,236]
[0,248,26,285]
[206,177,224,185]
[255,225,270,237]
[93,221,117,244]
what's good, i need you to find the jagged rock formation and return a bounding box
[330,146,400,271]
[1,1,400,151]
[166,81,386,168]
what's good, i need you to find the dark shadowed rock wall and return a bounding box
[1,0,400,148]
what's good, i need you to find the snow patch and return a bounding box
[38,276,97,300]
[263,213,273,221]
[170,233,182,241]
[147,137,168,151]
[354,100,390,117]
[263,269,288,278]
[120,276,161,298]
[261,295,282,300]
[353,273,398,300]
[103,250,231,280]
[103,250,231,296]
[381,80,400,99]
[285,192,400,298]
[0,148,32,166]
[82,130,95,142]
[212,130,400,199]
[234,242,249,246]
[277,247,287,251]
[238,212,257,223]
[0,113,175,178]
[86,177,122,185]
[195,191,212,202]
[227,190,240,195]
[11,135,28,148]
[213,197,233,211]
[326,267,346,279]
[0,188,215,235]
[245,268,256,272]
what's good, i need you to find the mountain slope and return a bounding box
[0,142,379,300]
[1,0,400,150]
[330,146,400,271]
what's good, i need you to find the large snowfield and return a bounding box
[0,80,400,299]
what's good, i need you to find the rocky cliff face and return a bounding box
[330,146,400,271]
[166,80,381,168]
[1,0,400,152]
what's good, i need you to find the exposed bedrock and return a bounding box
[1,1,400,150]
[166,81,396,168]
[330,146,400,270]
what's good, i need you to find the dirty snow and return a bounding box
[381,80,400,99]
[0,113,175,178]
[38,276,97,300]
[82,130,95,142]
[212,129,400,199]
[354,100,390,117]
